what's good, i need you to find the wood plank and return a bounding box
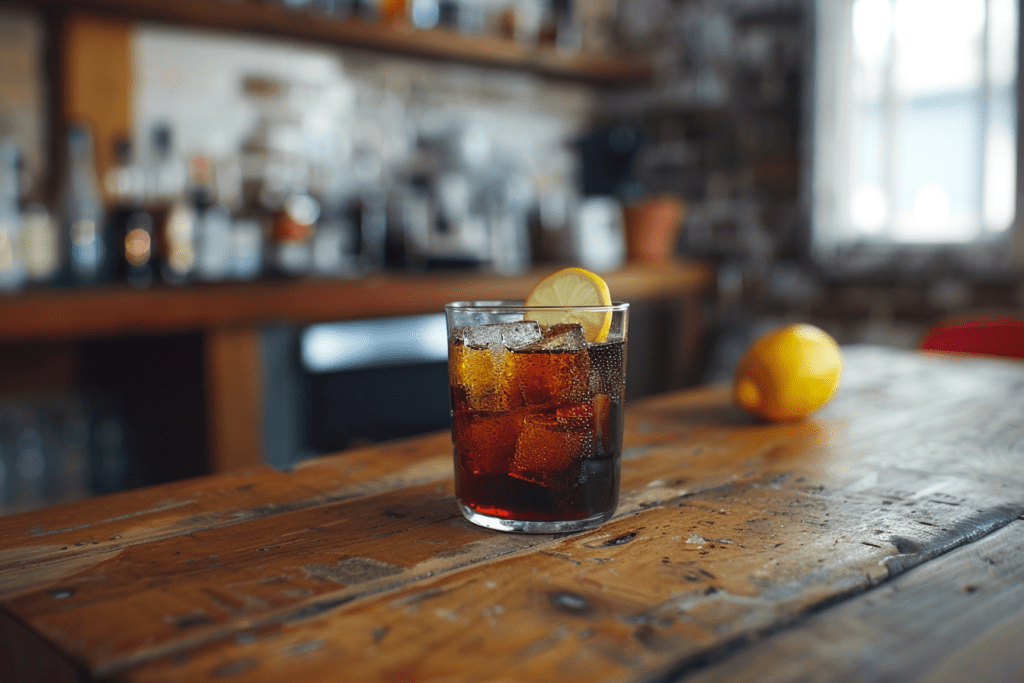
[0,431,456,592]
[19,464,1024,682]
[679,518,1024,683]
[0,347,1022,682]
[203,327,264,473]
[0,0,652,85]
[0,262,715,342]
[108,462,1024,682]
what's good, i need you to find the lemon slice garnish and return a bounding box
[524,267,613,343]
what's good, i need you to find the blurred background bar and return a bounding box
[0,0,1021,515]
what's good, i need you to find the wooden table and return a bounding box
[1,346,1023,682]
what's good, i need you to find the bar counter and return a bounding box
[1,345,1023,682]
[0,262,715,474]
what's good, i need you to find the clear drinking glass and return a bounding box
[445,300,629,533]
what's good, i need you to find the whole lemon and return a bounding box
[732,323,843,422]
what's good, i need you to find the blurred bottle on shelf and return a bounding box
[351,0,379,19]
[227,160,266,281]
[387,174,432,271]
[310,202,357,277]
[309,0,353,14]
[409,0,439,29]
[19,196,60,286]
[575,0,615,54]
[485,164,534,275]
[190,155,234,282]
[146,123,196,285]
[378,0,407,24]
[540,0,580,53]
[453,0,487,34]
[0,140,27,293]
[268,192,320,276]
[106,136,155,288]
[345,188,388,273]
[308,164,359,277]
[435,0,458,28]
[60,123,108,286]
[502,0,543,46]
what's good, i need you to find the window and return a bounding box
[812,0,1022,271]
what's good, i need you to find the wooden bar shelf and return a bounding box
[3,0,652,85]
[0,263,716,477]
[0,263,713,342]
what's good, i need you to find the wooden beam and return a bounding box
[203,326,264,473]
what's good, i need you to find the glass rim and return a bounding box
[445,300,629,312]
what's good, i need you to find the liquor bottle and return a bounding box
[227,165,266,281]
[146,124,195,285]
[191,155,233,282]
[0,140,27,292]
[340,190,383,274]
[378,0,407,24]
[61,123,107,286]
[268,192,319,277]
[18,146,60,285]
[310,196,358,277]
[105,137,155,288]
[19,202,59,285]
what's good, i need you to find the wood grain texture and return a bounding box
[681,519,1024,683]
[0,347,1022,682]
[0,263,714,342]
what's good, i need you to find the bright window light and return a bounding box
[301,314,448,373]
[813,0,1019,257]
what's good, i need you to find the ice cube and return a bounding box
[453,410,524,475]
[522,323,587,352]
[462,321,542,350]
[510,414,590,488]
[511,345,591,406]
[450,341,522,412]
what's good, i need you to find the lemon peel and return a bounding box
[524,267,613,343]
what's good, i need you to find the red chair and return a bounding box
[919,315,1024,360]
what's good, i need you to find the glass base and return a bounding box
[458,502,614,534]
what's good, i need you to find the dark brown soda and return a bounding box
[450,335,626,522]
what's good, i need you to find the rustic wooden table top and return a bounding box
[1,346,1023,683]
